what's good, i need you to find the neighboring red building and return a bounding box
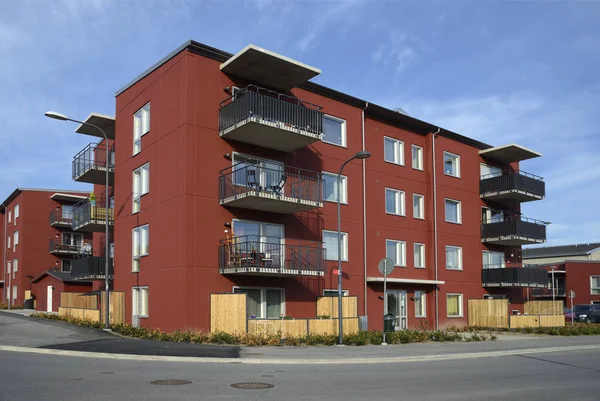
[85,40,549,332]
[30,271,95,312]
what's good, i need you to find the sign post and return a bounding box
[378,257,395,345]
[569,290,576,326]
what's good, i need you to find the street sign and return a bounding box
[569,290,576,298]
[378,257,395,275]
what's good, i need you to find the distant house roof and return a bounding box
[31,270,92,284]
[523,242,600,259]
[1,188,90,213]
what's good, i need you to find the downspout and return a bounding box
[362,102,369,320]
[2,205,7,308]
[432,128,441,330]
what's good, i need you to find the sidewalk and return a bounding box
[0,308,38,317]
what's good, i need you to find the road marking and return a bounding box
[0,344,599,365]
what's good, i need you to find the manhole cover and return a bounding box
[262,375,274,378]
[100,372,114,375]
[231,382,274,390]
[150,379,192,386]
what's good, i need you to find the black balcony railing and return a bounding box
[532,286,567,298]
[48,239,92,254]
[219,160,323,210]
[481,266,549,288]
[219,85,324,137]
[219,235,325,276]
[71,256,113,279]
[481,215,547,243]
[72,197,114,230]
[49,209,73,226]
[480,170,545,199]
[72,142,115,180]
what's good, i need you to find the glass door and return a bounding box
[482,207,503,223]
[386,291,407,330]
[483,251,505,269]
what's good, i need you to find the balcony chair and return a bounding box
[246,169,261,190]
[268,174,287,196]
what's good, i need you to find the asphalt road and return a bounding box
[1,348,599,401]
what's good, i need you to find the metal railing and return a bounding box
[71,256,113,279]
[72,196,114,229]
[49,209,73,226]
[481,266,549,287]
[481,215,547,241]
[219,160,322,205]
[48,239,92,254]
[72,142,115,180]
[219,85,324,136]
[480,170,545,198]
[532,286,566,297]
[219,235,325,274]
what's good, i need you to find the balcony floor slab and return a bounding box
[480,190,544,203]
[73,166,114,185]
[221,191,322,214]
[219,267,324,277]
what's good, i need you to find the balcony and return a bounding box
[72,198,114,232]
[481,216,548,246]
[218,85,323,152]
[71,256,113,280]
[482,265,549,288]
[219,235,325,277]
[531,286,566,298]
[219,161,323,214]
[480,170,545,203]
[49,239,92,256]
[72,142,114,185]
[49,209,73,228]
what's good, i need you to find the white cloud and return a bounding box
[371,32,422,75]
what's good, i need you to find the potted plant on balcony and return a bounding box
[89,192,96,207]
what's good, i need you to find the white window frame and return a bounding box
[415,290,426,318]
[12,285,17,301]
[443,151,460,178]
[323,230,348,262]
[412,145,423,170]
[133,102,151,156]
[445,198,462,224]
[132,286,149,318]
[7,210,11,223]
[446,293,464,317]
[322,114,347,147]
[386,239,407,267]
[414,243,425,268]
[323,289,349,297]
[385,188,405,216]
[132,163,150,213]
[14,204,19,224]
[446,246,463,271]
[233,286,286,319]
[12,259,18,279]
[384,136,404,165]
[7,235,10,249]
[7,261,11,276]
[413,193,424,220]
[132,225,149,272]
[322,172,347,204]
[13,231,18,250]
[591,276,600,295]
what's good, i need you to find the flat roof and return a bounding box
[367,277,445,285]
[479,144,542,163]
[75,113,115,140]
[51,193,89,202]
[1,188,92,212]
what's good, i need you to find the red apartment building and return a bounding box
[58,41,549,332]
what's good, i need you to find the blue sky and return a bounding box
[1,0,598,246]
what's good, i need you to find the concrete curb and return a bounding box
[1,344,600,365]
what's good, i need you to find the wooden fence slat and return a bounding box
[60,292,97,309]
[100,291,126,324]
[524,301,563,315]
[467,299,509,328]
[316,297,358,318]
[59,307,101,321]
[210,293,246,334]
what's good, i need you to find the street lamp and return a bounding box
[45,111,112,330]
[337,150,371,345]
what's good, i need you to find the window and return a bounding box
[480,163,502,178]
[62,260,72,273]
[447,293,463,317]
[133,103,150,155]
[384,137,404,165]
[385,188,405,216]
[413,194,424,219]
[62,232,83,247]
[443,152,460,177]
[412,145,423,170]
[414,243,425,268]
[322,172,347,204]
[446,246,463,270]
[5,285,9,300]
[14,204,19,224]
[591,276,600,295]
[386,240,406,267]
[12,286,17,301]
[132,225,149,272]
[323,289,349,297]
[445,199,461,224]
[12,259,18,279]
[7,210,11,223]
[234,287,285,318]
[323,230,348,261]
[232,154,284,193]
[415,291,426,317]
[482,207,503,224]
[483,251,505,269]
[132,163,150,213]
[7,235,10,249]
[322,115,346,147]
[132,287,149,318]
[13,231,18,250]
[6,262,11,277]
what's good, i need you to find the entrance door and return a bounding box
[386,291,408,330]
[47,285,53,312]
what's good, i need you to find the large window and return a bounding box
[62,259,72,273]
[132,163,150,213]
[132,225,149,272]
[483,251,505,269]
[385,188,405,216]
[384,137,404,165]
[322,172,347,203]
[62,232,83,247]
[443,152,460,177]
[13,231,18,250]
[591,276,600,295]
[386,239,406,267]
[322,115,346,147]
[234,287,284,319]
[133,103,150,155]
[323,230,348,261]
[12,259,18,279]
[413,194,424,219]
[482,207,503,224]
[8,210,11,223]
[480,163,502,178]
[445,199,461,224]
[412,145,423,170]
[415,290,426,317]
[414,243,425,268]
[12,286,17,301]
[14,204,19,224]
[132,287,149,318]
[446,293,463,317]
[232,154,284,193]
[446,246,463,270]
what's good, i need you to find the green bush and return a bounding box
[0,304,24,310]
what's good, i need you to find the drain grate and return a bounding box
[150,379,192,386]
[231,382,274,390]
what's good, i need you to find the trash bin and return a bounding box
[383,313,395,333]
[23,298,34,309]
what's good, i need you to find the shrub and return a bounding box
[209,331,239,345]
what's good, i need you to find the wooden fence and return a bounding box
[524,300,563,315]
[316,296,358,318]
[467,299,509,328]
[101,292,125,324]
[210,293,247,334]
[61,292,97,309]
[59,307,101,321]
[59,291,124,324]
[247,317,360,338]
[510,314,565,328]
